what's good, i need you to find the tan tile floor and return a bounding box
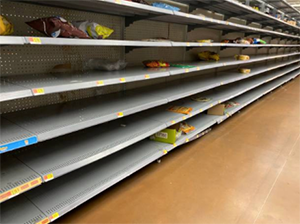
[57,77,300,224]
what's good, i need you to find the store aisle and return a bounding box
[57,77,300,224]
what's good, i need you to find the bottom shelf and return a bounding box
[1,71,299,224]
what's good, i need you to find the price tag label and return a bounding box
[220,82,224,85]
[36,218,50,224]
[115,0,122,4]
[182,116,187,120]
[196,67,200,71]
[31,177,42,187]
[0,191,12,202]
[196,135,199,138]
[223,63,227,66]
[117,112,124,117]
[186,14,190,18]
[163,150,168,154]
[144,74,150,79]
[171,120,176,124]
[218,100,221,103]
[173,143,177,147]
[186,138,189,143]
[29,37,41,44]
[210,103,214,107]
[198,43,203,46]
[119,78,126,83]
[50,213,60,222]
[186,42,190,46]
[96,80,104,86]
[199,109,203,112]
[44,173,54,182]
[33,88,45,95]
[185,69,189,73]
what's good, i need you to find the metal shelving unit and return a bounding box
[1,59,298,154]
[0,155,42,203]
[2,36,300,47]
[175,0,300,32]
[1,69,298,224]
[0,62,297,203]
[16,0,300,39]
[1,0,300,223]
[1,53,299,102]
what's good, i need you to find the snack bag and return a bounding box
[197,39,213,43]
[239,68,251,74]
[253,38,266,44]
[26,16,90,38]
[198,51,220,61]
[73,21,114,39]
[225,101,240,108]
[180,122,195,134]
[167,106,192,115]
[143,60,170,68]
[235,55,250,60]
[0,15,13,35]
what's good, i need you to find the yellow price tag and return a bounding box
[182,116,186,120]
[96,80,104,86]
[173,143,177,147]
[144,74,150,79]
[196,135,199,138]
[171,120,176,124]
[115,0,122,3]
[186,42,190,46]
[29,37,41,44]
[117,112,124,117]
[11,188,20,196]
[199,43,203,46]
[186,139,189,143]
[44,173,54,182]
[199,109,203,112]
[33,88,45,95]
[185,69,189,73]
[210,104,214,107]
[119,78,126,83]
[196,67,200,71]
[36,218,50,224]
[218,100,221,103]
[50,213,60,221]
[163,150,168,154]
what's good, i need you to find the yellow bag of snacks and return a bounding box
[167,106,193,115]
[198,51,220,61]
[180,122,195,134]
[239,68,251,74]
[235,55,250,60]
[0,15,13,35]
[73,21,114,39]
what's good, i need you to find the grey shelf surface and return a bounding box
[15,114,167,181]
[1,195,48,224]
[24,140,165,222]
[216,68,300,123]
[266,0,300,19]
[2,36,300,47]
[9,61,299,189]
[19,0,300,39]
[1,52,299,102]
[0,155,42,203]
[2,58,299,152]
[0,79,33,102]
[0,36,25,45]
[0,118,38,154]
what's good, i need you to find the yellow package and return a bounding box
[0,16,13,35]
[198,51,220,61]
[168,106,193,115]
[235,55,250,60]
[239,68,251,74]
[180,122,195,134]
[197,39,213,43]
[91,24,114,39]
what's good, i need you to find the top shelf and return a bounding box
[19,0,300,39]
[266,0,300,19]
[177,0,300,32]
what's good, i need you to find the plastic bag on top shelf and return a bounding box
[0,15,13,35]
[152,2,180,11]
[26,16,90,38]
[72,21,114,39]
[84,59,127,71]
